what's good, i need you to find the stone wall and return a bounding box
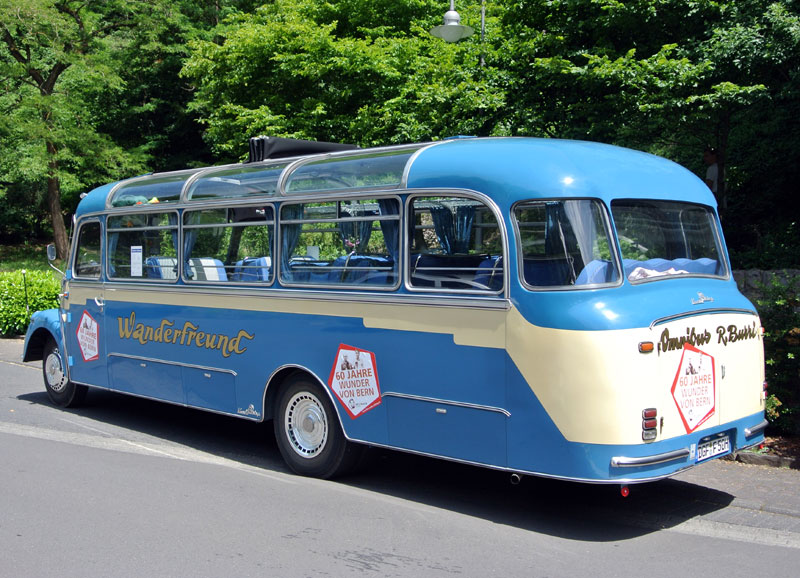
[733,269,800,302]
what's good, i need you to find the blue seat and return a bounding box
[232,256,271,282]
[187,258,228,281]
[285,258,330,283]
[522,258,571,286]
[145,257,178,280]
[473,256,503,290]
[332,255,394,285]
[411,254,488,289]
[575,259,614,285]
[623,257,720,279]
[671,257,719,275]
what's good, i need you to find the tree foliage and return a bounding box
[0,0,798,269]
[181,0,509,159]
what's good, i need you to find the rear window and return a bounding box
[611,200,726,282]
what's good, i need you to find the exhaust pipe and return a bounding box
[510,473,522,485]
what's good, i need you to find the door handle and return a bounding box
[94,296,105,308]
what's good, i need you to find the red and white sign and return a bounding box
[76,310,99,362]
[671,343,715,433]
[328,344,381,419]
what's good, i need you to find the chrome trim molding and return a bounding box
[745,419,769,438]
[610,448,690,468]
[650,308,758,328]
[381,391,511,417]
[102,282,512,311]
[107,352,238,376]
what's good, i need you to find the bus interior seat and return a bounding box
[145,257,178,280]
[411,254,488,289]
[623,257,720,279]
[473,255,503,291]
[574,259,614,285]
[232,256,271,282]
[522,258,572,287]
[188,258,228,281]
[331,255,393,285]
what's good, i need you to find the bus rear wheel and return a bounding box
[274,376,362,479]
[42,337,87,408]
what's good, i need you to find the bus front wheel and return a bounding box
[273,376,361,479]
[42,337,87,407]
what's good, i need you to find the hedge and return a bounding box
[0,270,59,336]
[752,275,800,435]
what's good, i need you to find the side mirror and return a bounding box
[46,243,65,277]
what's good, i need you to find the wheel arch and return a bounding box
[263,364,347,432]
[23,327,59,362]
[23,308,65,363]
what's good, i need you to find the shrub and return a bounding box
[756,275,800,435]
[0,270,60,336]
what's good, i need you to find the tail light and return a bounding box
[642,408,658,442]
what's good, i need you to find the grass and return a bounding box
[0,243,64,274]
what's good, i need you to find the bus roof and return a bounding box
[74,137,714,219]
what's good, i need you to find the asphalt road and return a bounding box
[2,337,799,577]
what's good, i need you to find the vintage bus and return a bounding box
[23,136,767,489]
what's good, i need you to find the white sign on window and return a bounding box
[131,246,143,277]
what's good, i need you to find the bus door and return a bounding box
[64,220,108,388]
[103,211,185,405]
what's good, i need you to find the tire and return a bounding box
[273,376,362,479]
[42,337,88,408]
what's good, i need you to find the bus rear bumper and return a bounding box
[610,418,769,469]
[611,448,690,468]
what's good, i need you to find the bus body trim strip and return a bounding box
[107,352,238,377]
[381,391,511,417]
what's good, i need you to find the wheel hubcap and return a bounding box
[45,351,67,393]
[285,392,328,458]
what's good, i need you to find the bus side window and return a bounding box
[514,200,618,288]
[74,222,102,279]
[279,198,400,288]
[107,212,178,281]
[183,206,275,284]
[408,196,504,292]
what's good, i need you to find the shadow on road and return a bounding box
[18,387,734,542]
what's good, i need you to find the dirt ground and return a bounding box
[758,435,800,460]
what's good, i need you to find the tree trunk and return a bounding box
[46,140,69,260]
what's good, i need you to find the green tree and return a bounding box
[0,1,166,258]
[181,0,508,159]
[499,0,800,266]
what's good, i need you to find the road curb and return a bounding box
[731,451,799,470]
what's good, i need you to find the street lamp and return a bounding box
[429,1,474,43]
[429,1,487,66]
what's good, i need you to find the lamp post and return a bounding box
[429,1,486,66]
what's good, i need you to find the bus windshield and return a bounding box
[611,200,726,282]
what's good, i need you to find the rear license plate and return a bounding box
[696,435,730,462]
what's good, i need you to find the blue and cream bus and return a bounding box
[23,136,767,488]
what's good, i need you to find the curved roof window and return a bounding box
[285,146,425,194]
[109,169,201,208]
[186,162,289,201]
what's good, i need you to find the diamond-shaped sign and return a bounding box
[76,310,99,362]
[671,343,715,433]
[328,344,381,419]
